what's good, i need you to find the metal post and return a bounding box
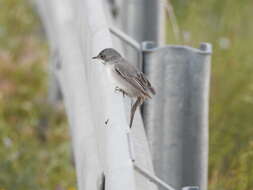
[109,26,141,51]
[121,0,164,43]
[134,164,176,190]
[143,42,212,190]
[118,0,165,68]
[182,187,200,190]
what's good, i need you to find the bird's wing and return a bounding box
[136,72,156,95]
[114,61,155,97]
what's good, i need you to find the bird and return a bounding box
[92,48,155,128]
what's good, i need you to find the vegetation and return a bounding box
[169,0,253,189]
[0,0,253,189]
[0,0,76,189]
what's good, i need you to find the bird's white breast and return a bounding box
[106,64,121,87]
[105,63,140,98]
[105,64,130,92]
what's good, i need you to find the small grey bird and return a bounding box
[92,48,155,128]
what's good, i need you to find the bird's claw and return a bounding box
[114,87,126,98]
[114,86,120,93]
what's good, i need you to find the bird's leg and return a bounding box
[129,97,143,128]
[114,86,120,93]
[114,86,127,98]
[121,89,126,97]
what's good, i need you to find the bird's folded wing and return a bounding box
[114,65,151,98]
[138,73,156,95]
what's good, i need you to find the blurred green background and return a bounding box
[0,0,253,189]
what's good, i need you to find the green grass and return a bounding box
[1,0,253,189]
[169,0,253,189]
[0,0,76,189]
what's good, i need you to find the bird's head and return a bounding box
[92,48,122,63]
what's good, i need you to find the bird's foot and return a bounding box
[114,87,127,98]
[114,86,120,93]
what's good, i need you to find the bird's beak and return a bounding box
[92,55,99,59]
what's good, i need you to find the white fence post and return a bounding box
[36,0,136,189]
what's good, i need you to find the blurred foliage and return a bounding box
[168,0,253,189]
[0,0,253,189]
[0,0,76,189]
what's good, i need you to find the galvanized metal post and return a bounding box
[121,0,164,43]
[118,0,164,68]
[182,187,200,190]
[48,52,62,104]
[143,42,212,190]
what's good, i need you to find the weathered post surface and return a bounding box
[36,0,136,189]
[143,42,212,190]
[36,0,158,189]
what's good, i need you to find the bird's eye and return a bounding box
[101,55,105,59]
